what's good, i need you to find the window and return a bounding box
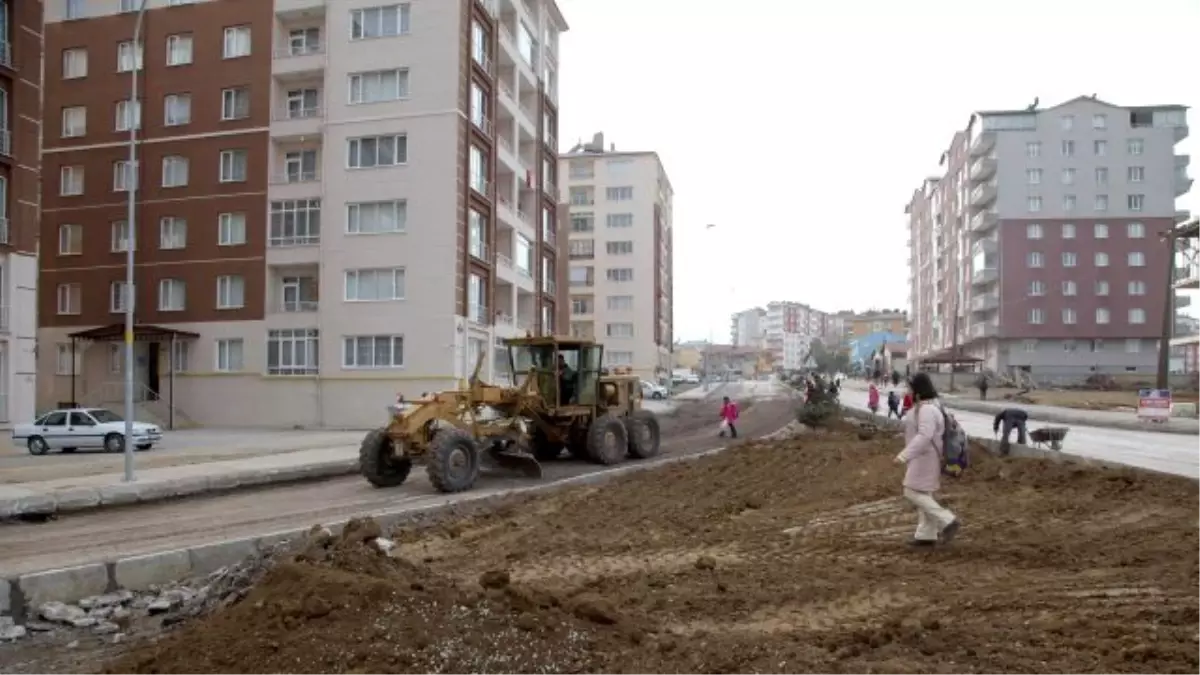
[57,283,82,315]
[1127,194,1144,212]
[605,186,633,201]
[110,281,130,313]
[158,278,186,311]
[61,106,86,137]
[570,213,594,233]
[1026,168,1042,185]
[285,88,320,119]
[1062,280,1077,296]
[1060,115,1074,131]
[570,297,592,315]
[1128,308,1146,324]
[1060,140,1074,157]
[1096,280,1110,296]
[215,338,244,372]
[350,4,411,39]
[1023,339,1038,352]
[1127,251,1145,267]
[1092,114,1107,130]
[219,212,247,245]
[219,149,248,182]
[270,199,321,246]
[1093,140,1107,156]
[1062,223,1076,239]
[1128,280,1146,296]
[1125,222,1145,238]
[65,0,85,19]
[164,94,191,125]
[1127,166,1145,183]
[1062,195,1076,211]
[606,213,633,228]
[1025,141,1040,158]
[267,329,319,376]
[1061,168,1075,185]
[114,99,141,131]
[568,239,594,259]
[607,295,633,311]
[58,223,82,255]
[516,236,533,274]
[216,275,245,309]
[605,351,633,367]
[1127,139,1143,155]
[166,34,192,66]
[347,200,405,234]
[345,267,404,301]
[1026,252,1043,268]
[108,344,122,374]
[1028,308,1045,324]
[110,219,132,252]
[1028,280,1046,296]
[60,166,84,195]
[161,155,188,187]
[468,208,486,259]
[1094,194,1108,212]
[568,187,592,205]
[1062,308,1077,325]
[221,87,249,120]
[1093,223,1108,239]
[159,217,186,249]
[348,68,408,104]
[471,20,489,67]
[117,40,143,72]
[1027,196,1042,213]
[1095,308,1110,324]
[1062,252,1077,267]
[287,27,321,56]
[347,134,407,168]
[468,273,487,322]
[62,48,87,79]
[469,81,488,131]
[606,323,634,338]
[222,26,251,59]
[283,149,318,182]
[1094,252,1108,267]
[1062,340,1077,353]
[606,268,633,282]
[1126,339,1141,353]
[468,144,487,193]
[1094,167,1108,184]
[606,241,633,255]
[343,335,404,369]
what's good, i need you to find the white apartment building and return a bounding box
[729,307,764,348]
[36,0,568,429]
[561,134,674,380]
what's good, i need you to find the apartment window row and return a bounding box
[1022,338,1147,355]
[56,213,247,256]
[605,186,633,202]
[57,150,248,196]
[59,87,257,140]
[1025,251,1146,268]
[54,276,245,316]
[1026,166,1150,188]
[1025,138,1145,159]
[60,27,250,80]
[1026,308,1148,326]
[1026,222,1147,240]
[1027,279,1148,297]
[1025,194,1147,213]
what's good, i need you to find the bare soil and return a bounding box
[980,387,1198,411]
[99,425,1198,673]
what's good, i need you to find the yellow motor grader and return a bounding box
[359,335,662,494]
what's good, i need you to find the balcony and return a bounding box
[970,291,999,313]
[968,156,996,183]
[969,182,997,210]
[270,169,320,185]
[1177,210,1192,223]
[971,267,998,286]
[280,299,319,313]
[970,319,999,339]
[276,0,326,15]
[1176,169,1193,197]
[468,303,489,325]
[970,210,997,233]
[969,131,995,157]
[272,43,324,80]
[271,106,323,139]
[972,235,998,256]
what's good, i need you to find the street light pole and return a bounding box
[123,0,149,483]
[704,223,717,391]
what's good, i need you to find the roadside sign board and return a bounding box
[1136,389,1172,423]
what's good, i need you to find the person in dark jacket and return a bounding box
[886,390,901,419]
[993,408,1029,452]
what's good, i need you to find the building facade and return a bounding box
[37,0,568,428]
[729,306,763,348]
[759,300,842,368]
[561,133,673,381]
[906,96,1190,379]
[0,0,42,426]
[848,310,908,340]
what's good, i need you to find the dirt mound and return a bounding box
[107,430,1199,673]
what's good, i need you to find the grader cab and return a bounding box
[358,335,661,494]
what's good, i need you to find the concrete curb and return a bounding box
[939,396,1198,436]
[1,415,795,622]
[0,458,359,520]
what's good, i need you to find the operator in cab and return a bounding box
[557,354,576,405]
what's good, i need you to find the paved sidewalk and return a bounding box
[0,445,359,519]
[673,383,727,401]
[841,380,1198,435]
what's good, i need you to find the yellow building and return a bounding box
[849,311,908,339]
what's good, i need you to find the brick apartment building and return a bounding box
[905,96,1190,379]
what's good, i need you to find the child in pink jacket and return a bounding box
[894,373,960,547]
[718,396,739,438]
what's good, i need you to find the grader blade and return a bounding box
[482,445,544,478]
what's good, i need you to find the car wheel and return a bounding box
[104,433,125,453]
[652,392,664,400]
[27,436,49,456]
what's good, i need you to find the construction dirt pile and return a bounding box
[106,426,1198,674]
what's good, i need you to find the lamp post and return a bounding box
[703,223,719,391]
[122,0,149,483]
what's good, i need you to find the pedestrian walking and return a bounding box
[718,396,739,438]
[977,374,989,400]
[900,391,914,418]
[886,390,901,418]
[868,383,880,414]
[894,373,960,547]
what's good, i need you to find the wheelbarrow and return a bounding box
[1029,426,1069,451]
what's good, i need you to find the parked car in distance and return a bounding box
[641,380,670,400]
[13,408,163,455]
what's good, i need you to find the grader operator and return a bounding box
[358,336,662,494]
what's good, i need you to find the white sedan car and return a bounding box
[13,408,162,455]
[640,380,670,400]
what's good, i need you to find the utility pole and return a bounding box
[948,301,960,392]
[1156,219,1196,389]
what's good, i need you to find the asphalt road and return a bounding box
[0,383,794,576]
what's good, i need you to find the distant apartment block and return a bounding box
[561,133,673,380]
[729,307,764,348]
[0,0,42,427]
[848,310,908,340]
[37,0,568,428]
[758,301,842,369]
[905,96,1190,378]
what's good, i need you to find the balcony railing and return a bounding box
[273,106,323,122]
[497,252,513,269]
[517,209,533,226]
[273,43,324,59]
[499,81,515,102]
[468,303,489,324]
[271,170,320,184]
[280,299,319,313]
[269,232,320,247]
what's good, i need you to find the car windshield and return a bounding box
[89,409,124,424]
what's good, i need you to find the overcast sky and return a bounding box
[554,0,1199,342]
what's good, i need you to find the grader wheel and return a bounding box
[587,413,628,465]
[360,428,413,488]
[426,429,482,493]
[531,427,562,461]
[625,410,661,459]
